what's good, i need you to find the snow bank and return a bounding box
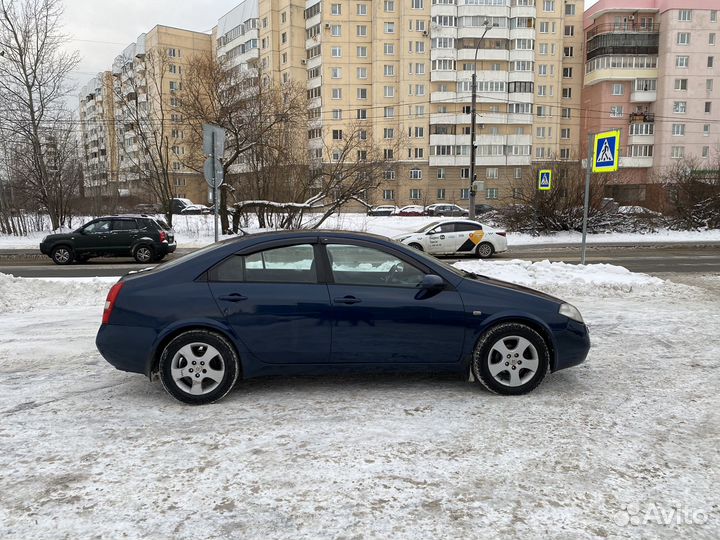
[452,259,668,297]
[0,273,113,313]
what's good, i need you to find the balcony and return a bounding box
[629,112,654,124]
[631,90,656,103]
[586,24,660,61]
[620,156,653,168]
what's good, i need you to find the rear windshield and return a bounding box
[155,219,171,230]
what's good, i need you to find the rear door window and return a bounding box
[455,222,482,232]
[112,219,138,231]
[210,244,317,283]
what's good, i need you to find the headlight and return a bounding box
[559,303,584,324]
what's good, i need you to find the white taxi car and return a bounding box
[394,220,507,258]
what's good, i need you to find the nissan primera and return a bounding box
[96,231,590,405]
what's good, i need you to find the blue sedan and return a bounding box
[96,231,590,404]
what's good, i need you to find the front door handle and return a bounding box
[334,296,361,305]
[218,293,247,302]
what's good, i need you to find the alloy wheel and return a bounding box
[487,336,539,387]
[170,342,226,396]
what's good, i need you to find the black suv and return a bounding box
[40,215,176,265]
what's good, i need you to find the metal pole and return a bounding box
[469,69,478,221]
[581,132,593,265]
[212,130,219,243]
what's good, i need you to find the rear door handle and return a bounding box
[333,296,361,305]
[218,293,247,302]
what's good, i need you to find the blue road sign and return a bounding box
[538,169,552,191]
[592,130,620,173]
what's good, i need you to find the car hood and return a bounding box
[393,233,416,242]
[461,273,564,305]
[41,232,75,242]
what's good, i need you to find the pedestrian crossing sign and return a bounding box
[592,130,620,173]
[538,169,552,191]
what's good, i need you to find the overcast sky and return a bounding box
[63,0,599,97]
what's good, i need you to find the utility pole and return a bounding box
[469,20,493,220]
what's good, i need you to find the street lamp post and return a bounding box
[469,19,492,221]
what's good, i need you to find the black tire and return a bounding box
[133,244,154,263]
[408,242,424,251]
[472,322,549,395]
[51,245,74,265]
[476,242,494,259]
[159,330,240,405]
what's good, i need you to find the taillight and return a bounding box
[159,231,167,242]
[102,282,125,325]
[496,231,507,237]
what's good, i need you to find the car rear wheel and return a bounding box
[159,330,240,405]
[476,242,494,259]
[472,322,549,395]
[51,245,73,265]
[408,242,424,251]
[133,245,154,263]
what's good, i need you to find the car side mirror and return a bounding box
[418,274,444,290]
[426,230,437,235]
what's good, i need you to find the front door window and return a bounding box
[326,244,424,287]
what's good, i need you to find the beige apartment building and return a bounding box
[79,72,119,197]
[79,26,212,204]
[254,0,584,208]
[582,0,720,207]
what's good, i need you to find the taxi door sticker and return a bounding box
[457,230,485,252]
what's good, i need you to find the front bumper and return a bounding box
[96,324,158,376]
[39,242,50,255]
[552,320,591,371]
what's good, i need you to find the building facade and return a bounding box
[582,0,720,205]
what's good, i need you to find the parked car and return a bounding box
[96,230,589,404]
[180,204,212,215]
[40,215,176,265]
[133,203,162,214]
[171,198,210,215]
[396,205,426,216]
[425,204,469,217]
[395,220,507,258]
[367,205,399,217]
[474,204,496,216]
[617,206,662,217]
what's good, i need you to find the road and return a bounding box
[1,243,719,278]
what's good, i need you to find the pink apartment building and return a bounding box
[582,0,719,208]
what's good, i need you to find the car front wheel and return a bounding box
[408,242,424,251]
[472,322,549,395]
[51,245,74,265]
[159,330,240,405]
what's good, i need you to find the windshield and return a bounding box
[414,221,441,233]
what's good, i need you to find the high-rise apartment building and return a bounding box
[79,26,212,203]
[582,0,719,205]
[79,72,119,197]
[250,0,583,207]
[214,1,261,74]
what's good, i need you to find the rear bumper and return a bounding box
[157,242,177,255]
[96,324,157,376]
[552,321,591,371]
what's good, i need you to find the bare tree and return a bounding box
[180,55,307,232]
[661,153,720,230]
[0,0,80,229]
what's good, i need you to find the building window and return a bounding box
[486,168,498,179]
[356,109,367,120]
[563,67,572,78]
[412,0,424,8]
[410,188,422,200]
[560,148,570,159]
[384,64,395,76]
[331,46,341,57]
[331,67,342,79]
[384,128,395,139]
[332,129,343,140]
[678,9,692,22]
[565,3,576,15]
[356,25,367,37]
[410,169,422,179]
[671,146,685,159]
[564,25,574,37]
[357,46,368,58]
[562,87,572,99]
[461,168,470,179]
[677,32,690,45]
[331,3,341,15]
[563,46,574,57]
[674,79,688,90]
[330,25,341,37]
[384,107,395,118]
[486,188,499,200]
[332,109,342,120]
[384,85,395,98]
[539,21,549,33]
[703,124,710,136]
[562,108,571,118]
[705,101,712,113]
[709,56,715,68]
[711,10,717,23]
[437,188,445,200]
[460,188,470,200]
[384,22,395,34]
[610,106,623,118]
[437,168,445,179]
[676,56,689,68]
[384,0,395,12]
[332,88,342,99]
[671,124,685,136]
[612,83,624,95]
[702,146,710,158]
[357,67,368,79]
[383,170,395,180]
[383,189,395,200]
[561,128,570,139]
[543,0,555,12]
[384,43,395,55]
[710,33,716,46]
[673,101,687,113]
[384,149,394,160]
[357,88,368,99]
[357,3,368,16]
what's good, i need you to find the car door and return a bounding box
[109,218,139,255]
[208,242,332,364]
[452,222,485,254]
[74,219,113,254]
[324,242,465,364]
[424,222,455,254]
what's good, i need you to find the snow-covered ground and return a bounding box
[2,213,720,250]
[1,262,718,538]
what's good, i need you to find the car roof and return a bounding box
[98,214,156,219]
